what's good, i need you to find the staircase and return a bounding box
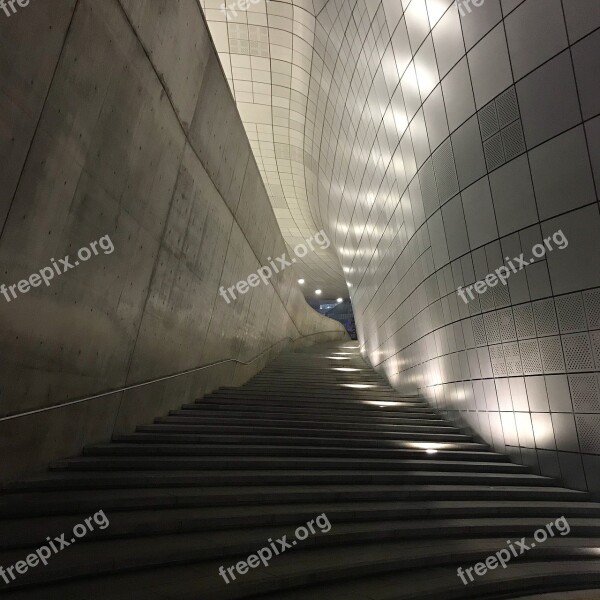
[1,342,600,599]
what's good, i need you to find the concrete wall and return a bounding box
[306,0,600,495]
[0,0,346,480]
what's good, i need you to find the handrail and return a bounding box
[0,330,343,422]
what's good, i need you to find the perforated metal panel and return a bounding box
[556,293,587,333]
[496,86,520,128]
[484,312,502,344]
[249,40,270,58]
[503,342,523,375]
[538,336,565,373]
[484,133,505,171]
[492,283,511,308]
[480,287,496,312]
[469,294,482,315]
[229,38,251,54]
[498,308,517,342]
[519,339,543,374]
[489,344,507,376]
[592,331,600,369]
[502,120,526,161]
[472,315,487,347]
[575,415,600,454]
[563,333,595,372]
[570,374,600,413]
[584,288,600,329]
[533,299,559,336]
[514,304,537,339]
[479,101,499,141]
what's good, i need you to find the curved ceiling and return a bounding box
[199,0,348,302]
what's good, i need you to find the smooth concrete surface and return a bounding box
[0,0,346,479]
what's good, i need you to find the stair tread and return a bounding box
[3,537,600,599]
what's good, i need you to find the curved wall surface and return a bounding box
[0,0,346,479]
[315,0,600,493]
[204,0,600,493]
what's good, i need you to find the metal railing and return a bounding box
[0,330,344,422]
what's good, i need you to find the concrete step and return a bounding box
[258,558,600,600]
[113,431,478,449]
[155,414,460,434]
[83,442,501,460]
[2,518,600,591]
[200,398,431,412]
[48,456,530,474]
[3,537,600,598]
[5,470,556,491]
[173,407,448,426]
[190,400,441,418]
[3,500,600,549]
[0,484,589,517]
[209,389,425,402]
[136,423,473,442]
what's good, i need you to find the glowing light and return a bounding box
[342,383,376,389]
[298,278,305,284]
[328,356,350,360]
[337,297,343,303]
[333,367,361,372]
[411,442,445,451]
[315,289,322,295]
[415,60,438,99]
[427,0,448,26]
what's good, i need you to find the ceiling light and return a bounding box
[328,356,349,360]
[337,297,343,303]
[298,278,305,285]
[333,367,361,372]
[315,289,322,295]
[426,449,438,455]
